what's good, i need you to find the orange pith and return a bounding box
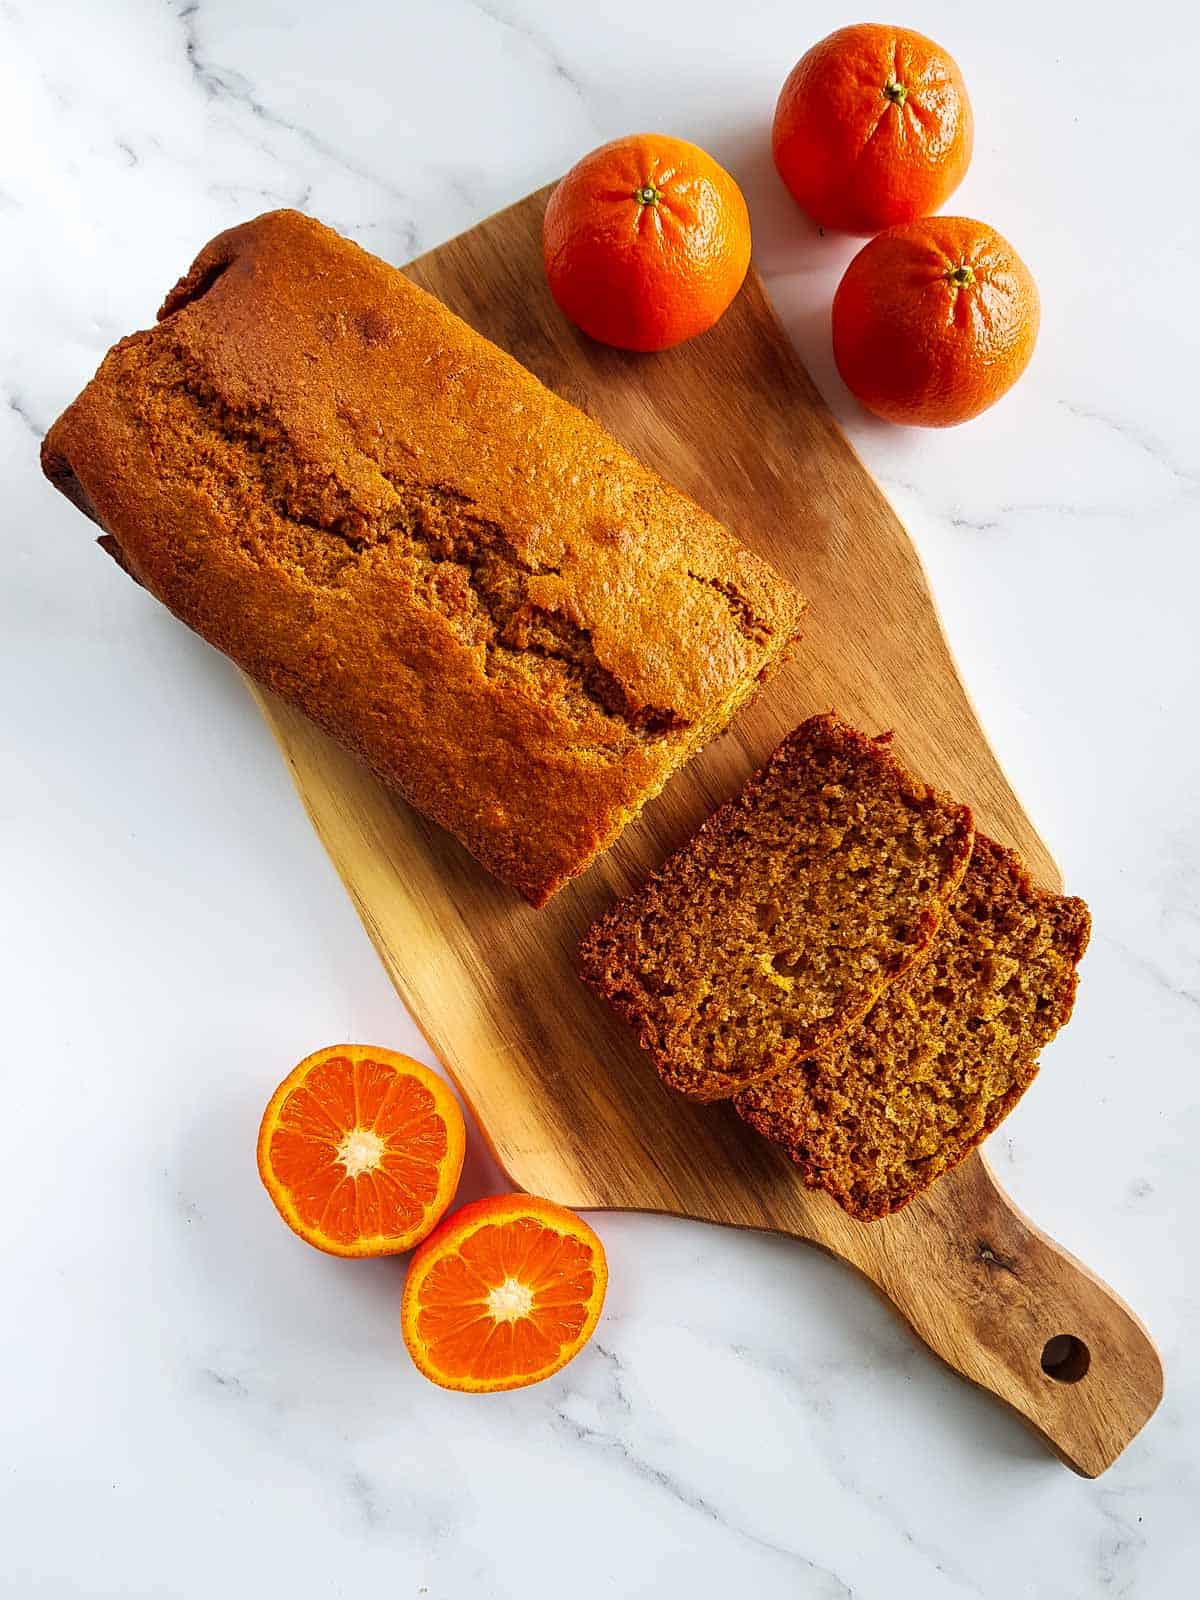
[401,1195,607,1392]
[257,1045,466,1257]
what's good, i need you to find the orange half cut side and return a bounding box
[401,1194,608,1392]
[257,1045,466,1257]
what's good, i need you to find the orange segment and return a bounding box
[257,1045,466,1257]
[401,1195,608,1392]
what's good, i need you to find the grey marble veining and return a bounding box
[2,2,1197,1596]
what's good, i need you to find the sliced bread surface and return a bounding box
[579,713,975,1100]
[735,834,1091,1218]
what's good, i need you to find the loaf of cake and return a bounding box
[735,835,1090,1218]
[41,210,804,905]
[579,713,974,1099]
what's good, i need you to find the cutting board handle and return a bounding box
[836,1154,1162,1476]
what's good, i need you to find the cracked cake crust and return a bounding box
[40,209,805,904]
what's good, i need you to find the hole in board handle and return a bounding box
[1041,1334,1090,1383]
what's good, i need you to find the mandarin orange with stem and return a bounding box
[773,24,973,235]
[543,133,751,351]
[831,216,1040,427]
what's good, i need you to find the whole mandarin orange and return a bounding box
[543,133,751,352]
[773,24,973,235]
[831,217,1040,427]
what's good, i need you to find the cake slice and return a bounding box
[735,834,1091,1219]
[579,713,975,1101]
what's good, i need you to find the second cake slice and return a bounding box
[735,835,1090,1218]
[579,713,974,1100]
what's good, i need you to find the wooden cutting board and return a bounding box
[248,186,1160,1477]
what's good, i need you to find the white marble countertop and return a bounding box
[3,1,1197,1594]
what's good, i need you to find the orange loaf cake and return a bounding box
[736,835,1091,1218]
[579,713,974,1099]
[41,210,804,905]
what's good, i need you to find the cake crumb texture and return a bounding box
[735,834,1091,1219]
[579,712,975,1100]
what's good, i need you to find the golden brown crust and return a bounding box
[735,834,1091,1219]
[41,209,804,905]
[579,713,974,1099]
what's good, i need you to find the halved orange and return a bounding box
[401,1194,608,1392]
[257,1045,466,1257]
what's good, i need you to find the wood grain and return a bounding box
[248,186,1161,1476]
